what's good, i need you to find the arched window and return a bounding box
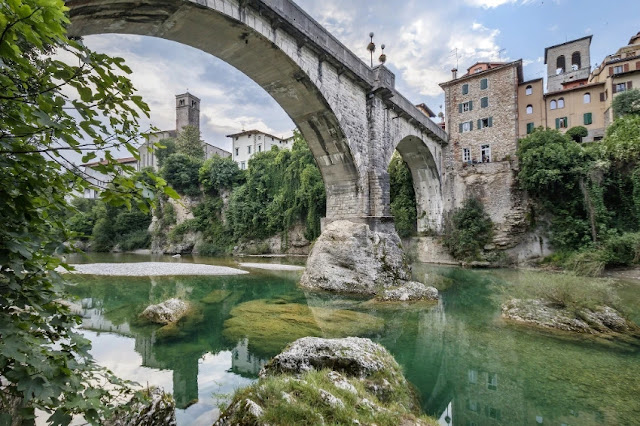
[556,55,565,74]
[550,100,557,110]
[525,85,533,95]
[584,93,591,104]
[526,105,533,114]
[558,98,565,108]
[571,51,581,70]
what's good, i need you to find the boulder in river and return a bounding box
[140,298,190,325]
[215,337,437,425]
[377,281,439,302]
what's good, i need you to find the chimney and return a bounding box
[451,68,458,79]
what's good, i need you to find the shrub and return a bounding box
[612,88,640,117]
[161,153,203,197]
[566,126,588,142]
[443,198,493,261]
[119,230,151,251]
[199,155,244,195]
[163,202,177,226]
[602,232,640,266]
[563,250,606,277]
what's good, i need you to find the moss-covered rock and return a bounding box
[222,300,384,356]
[215,337,437,426]
[104,387,176,426]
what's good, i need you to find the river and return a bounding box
[63,253,640,425]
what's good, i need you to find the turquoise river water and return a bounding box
[64,253,640,426]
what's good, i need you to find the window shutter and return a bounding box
[469,100,473,111]
[481,78,488,90]
[462,84,468,95]
[459,103,462,113]
[488,117,493,127]
[609,67,614,76]
[624,63,630,72]
[600,92,605,102]
[628,81,633,89]
[612,84,617,94]
[555,118,560,129]
[469,121,473,130]
[477,119,481,129]
[584,113,592,125]
[459,123,463,133]
[481,97,488,108]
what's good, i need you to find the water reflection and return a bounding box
[66,263,640,425]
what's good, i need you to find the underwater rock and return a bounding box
[104,387,176,426]
[377,281,439,302]
[223,300,384,356]
[215,337,437,425]
[140,298,190,325]
[300,220,411,295]
[502,299,638,335]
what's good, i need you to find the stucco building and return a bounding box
[227,129,293,170]
[138,92,231,170]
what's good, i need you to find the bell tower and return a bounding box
[175,92,200,133]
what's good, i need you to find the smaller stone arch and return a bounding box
[392,136,444,233]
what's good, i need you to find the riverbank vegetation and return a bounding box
[0,0,175,422]
[518,90,640,275]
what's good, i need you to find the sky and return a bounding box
[81,0,640,154]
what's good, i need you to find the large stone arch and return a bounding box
[66,0,363,219]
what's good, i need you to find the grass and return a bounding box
[220,369,437,426]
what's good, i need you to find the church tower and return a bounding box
[544,36,592,92]
[175,92,200,133]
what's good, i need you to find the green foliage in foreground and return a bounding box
[389,152,417,238]
[612,88,640,118]
[0,0,175,422]
[221,369,437,426]
[443,198,493,261]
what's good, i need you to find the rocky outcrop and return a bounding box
[104,387,176,426]
[215,337,437,425]
[140,299,190,325]
[234,223,312,256]
[377,281,439,302]
[300,220,413,295]
[502,298,638,335]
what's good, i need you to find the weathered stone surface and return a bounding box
[502,298,637,334]
[140,299,190,325]
[104,387,176,426]
[300,220,410,295]
[377,281,439,302]
[260,337,397,378]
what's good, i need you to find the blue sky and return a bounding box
[83,0,640,153]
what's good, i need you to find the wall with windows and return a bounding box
[545,83,606,141]
[517,79,545,136]
[229,131,293,170]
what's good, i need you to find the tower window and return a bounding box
[571,51,581,70]
[556,55,566,74]
[179,99,185,106]
[192,100,196,107]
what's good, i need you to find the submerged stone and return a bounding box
[377,281,439,302]
[222,300,384,356]
[140,298,190,325]
[201,289,233,304]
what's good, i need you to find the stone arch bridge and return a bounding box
[67,0,449,292]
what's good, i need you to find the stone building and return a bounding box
[545,35,592,93]
[138,92,231,170]
[590,31,640,126]
[227,129,293,170]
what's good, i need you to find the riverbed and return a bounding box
[64,253,640,425]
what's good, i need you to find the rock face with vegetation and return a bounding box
[104,388,176,426]
[140,299,190,325]
[300,220,415,295]
[215,337,436,426]
[502,299,637,335]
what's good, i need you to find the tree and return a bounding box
[443,198,493,261]
[0,0,176,423]
[566,126,588,143]
[161,154,203,197]
[388,152,417,238]
[155,137,177,167]
[176,125,204,159]
[612,88,640,117]
[199,155,244,196]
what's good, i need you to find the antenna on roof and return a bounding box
[450,48,459,70]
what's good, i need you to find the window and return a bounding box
[240,161,246,170]
[468,369,478,383]
[459,121,473,133]
[466,400,479,412]
[584,112,593,125]
[179,99,185,106]
[614,82,627,93]
[613,65,623,74]
[550,100,557,110]
[487,373,498,390]
[258,135,262,140]
[462,84,469,95]
[558,98,565,108]
[481,144,491,162]
[235,147,239,156]
[480,78,488,90]
[525,85,532,95]
[584,92,591,103]
[572,51,581,70]
[556,55,566,74]
[526,122,535,134]
[191,100,196,107]
[459,101,473,112]
[258,144,262,152]
[247,146,251,154]
[474,67,483,73]
[555,117,568,129]
[526,105,533,114]
[478,117,493,129]
[480,97,488,108]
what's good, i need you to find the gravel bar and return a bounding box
[60,262,249,276]
[238,262,305,271]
